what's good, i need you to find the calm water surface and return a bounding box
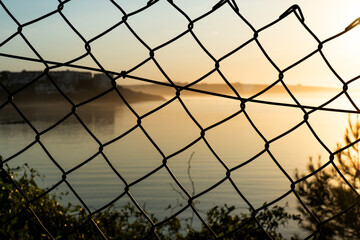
[0,92,357,237]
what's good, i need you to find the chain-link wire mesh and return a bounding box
[1,0,360,239]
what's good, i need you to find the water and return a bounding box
[0,91,357,237]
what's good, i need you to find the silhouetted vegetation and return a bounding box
[0,158,300,239]
[295,115,360,239]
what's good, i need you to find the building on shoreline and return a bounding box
[0,70,164,104]
[0,70,112,94]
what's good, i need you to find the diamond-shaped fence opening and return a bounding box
[127,0,188,48]
[1,0,360,239]
[321,27,360,81]
[257,13,318,70]
[204,113,265,169]
[66,154,127,210]
[22,15,86,63]
[154,33,215,84]
[219,40,280,87]
[61,0,125,41]
[166,141,227,194]
[103,127,163,183]
[192,3,253,59]
[90,24,150,72]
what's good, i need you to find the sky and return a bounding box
[0,0,360,88]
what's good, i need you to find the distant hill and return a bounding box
[0,70,165,105]
[117,86,165,103]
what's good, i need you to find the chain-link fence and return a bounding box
[1,0,360,239]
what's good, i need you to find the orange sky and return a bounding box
[0,0,359,88]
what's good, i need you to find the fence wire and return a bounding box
[1,0,360,239]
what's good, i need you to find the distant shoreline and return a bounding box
[0,70,165,105]
[0,86,165,105]
[125,82,344,98]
